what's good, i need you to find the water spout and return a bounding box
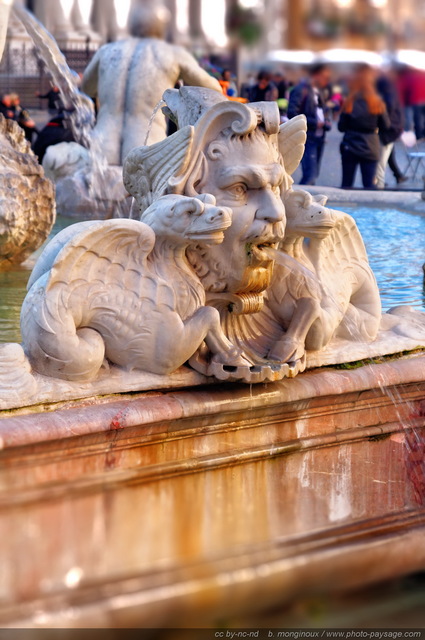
[144,99,166,146]
[0,0,12,62]
[264,246,318,284]
[12,5,95,149]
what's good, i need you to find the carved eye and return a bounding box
[228,183,247,198]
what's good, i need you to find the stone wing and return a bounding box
[123,125,194,217]
[28,219,157,296]
[278,115,307,176]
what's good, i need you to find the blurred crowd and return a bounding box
[2,58,425,190]
[0,92,37,143]
[0,86,75,162]
[214,59,425,190]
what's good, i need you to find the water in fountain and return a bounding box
[144,99,166,146]
[336,205,425,312]
[373,374,425,508]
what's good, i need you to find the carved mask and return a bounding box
[186,128,286,294]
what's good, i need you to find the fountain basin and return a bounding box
[0,353,424,626]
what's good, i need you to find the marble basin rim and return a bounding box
[300,184,425,215]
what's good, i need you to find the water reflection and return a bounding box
[335,206,425,312]
[0,206,424,343]
[0,215,73,343]
[0,267,30,343]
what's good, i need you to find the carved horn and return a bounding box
[168,100,280,194]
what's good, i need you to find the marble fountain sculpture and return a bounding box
[38,3,222,220]
[0,1,56,270]
[1,88,425,626]
[7,87,425,396]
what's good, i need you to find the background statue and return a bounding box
[81,4,222,166]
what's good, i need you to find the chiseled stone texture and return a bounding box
[10,90,425,390]
[0,116,55,269]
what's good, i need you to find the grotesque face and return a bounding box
[188,128,286,294]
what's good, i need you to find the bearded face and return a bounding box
[188,132,285,293]
[186,130,286,294]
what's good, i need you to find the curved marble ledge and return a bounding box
[4,511,425,628]
[0,352,424,450]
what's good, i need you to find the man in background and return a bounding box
[248,70,278,103]
[287,63,332,185]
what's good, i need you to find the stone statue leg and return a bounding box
[268,297,321,362]
[180,306,249,368]
[144,306,250,375]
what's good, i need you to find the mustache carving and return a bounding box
[243,220,286,245]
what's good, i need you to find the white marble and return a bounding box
[41,4,222,220]
[20,195,249,381]
[266,189,382,363]
[124,87,425,380]
[43,144,131,219]
[1,85,425,404]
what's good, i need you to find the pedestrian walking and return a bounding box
[248,70,278,103]
[338,65,391,189]
[287,63,332,185]
[375,72,404,189]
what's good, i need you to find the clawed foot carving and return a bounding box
[268,336,305,363]
[212,348,251,368]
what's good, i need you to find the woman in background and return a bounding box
[338,64,390,189]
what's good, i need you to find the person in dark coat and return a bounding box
[9,93,37,143]
[338,64,391,189]
[375,72,405,188]
[248,70,278,103]
[36,86,64,115]
[287,63,332,185]
[32,115,75,163]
